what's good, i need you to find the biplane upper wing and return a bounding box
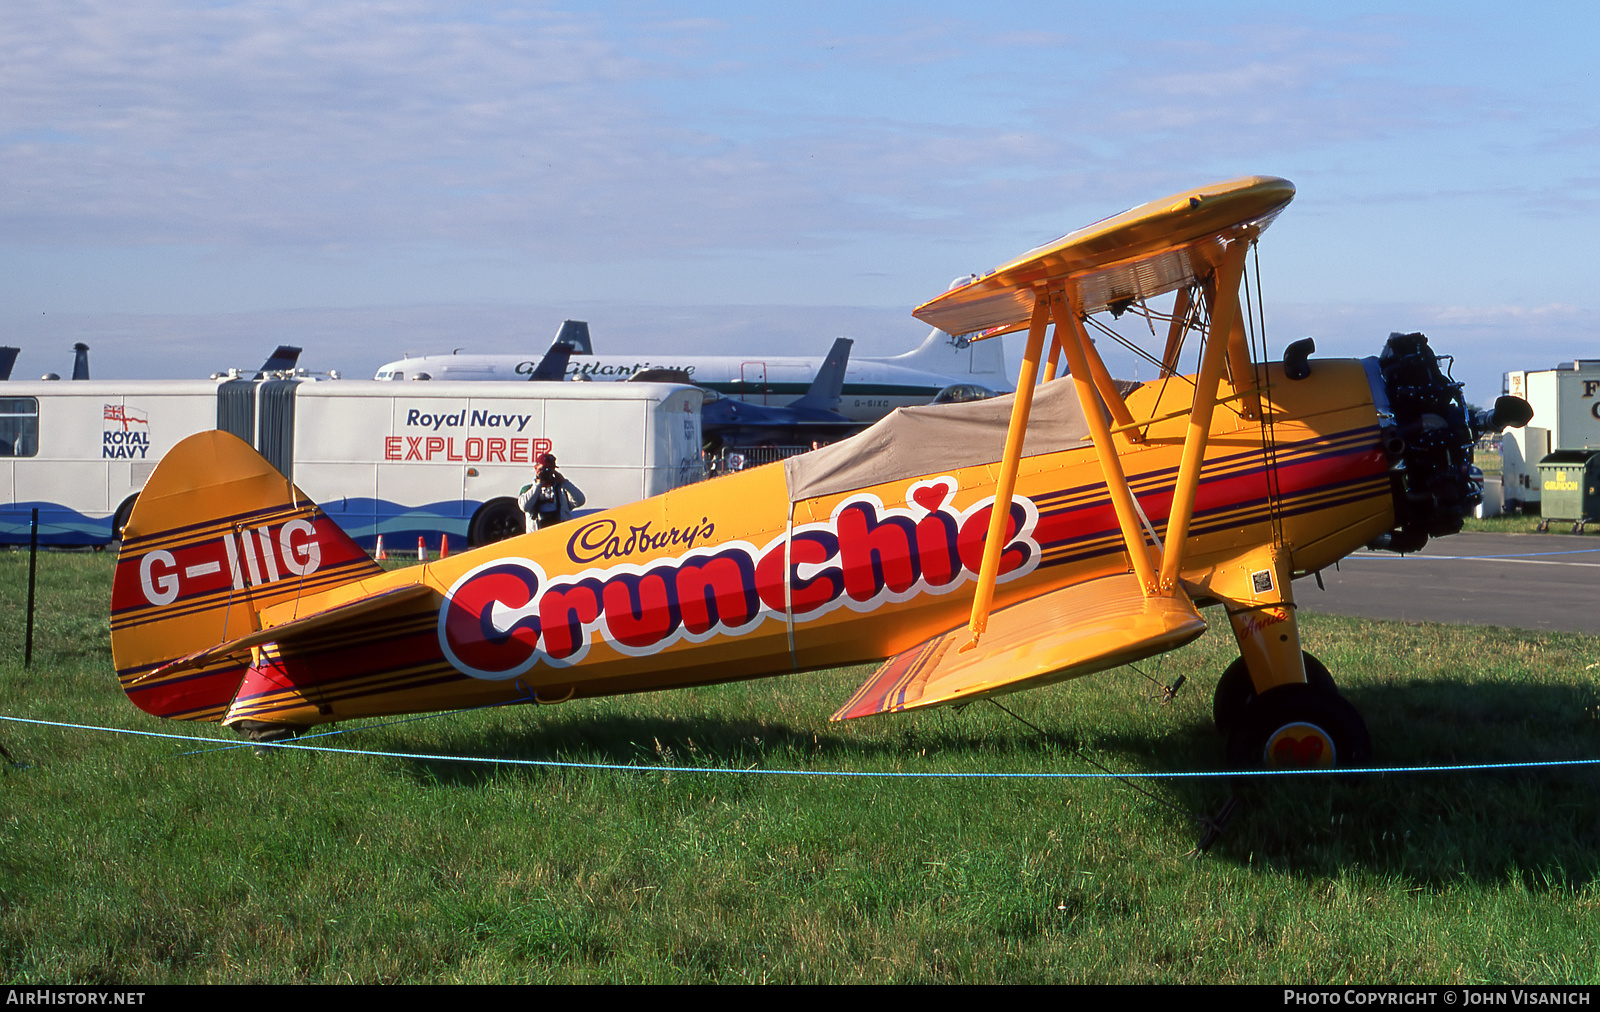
[913,176,1294,338]
[832,573,1207,720]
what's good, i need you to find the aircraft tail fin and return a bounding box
[253,345,303,378]
[0,347,17,381]
[71,342,90,381]
[880,324,1010,390]
[787,337,853,412]
[554,320,593,355]
[529,341,576,381]
[110,431,383,722]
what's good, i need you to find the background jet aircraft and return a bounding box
[696,337,863,449]
[373,315,1011,424]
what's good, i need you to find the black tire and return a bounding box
[1213,651,1335,734]
[1225,682,1371,768]
[111,495,139,544]
[468,498,526,548]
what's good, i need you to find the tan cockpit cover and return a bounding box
[784,378,1133,503]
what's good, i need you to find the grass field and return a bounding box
[2,550,1598,983]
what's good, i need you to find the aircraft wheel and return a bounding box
[469,498,525,547]
[111,495,139,544]
[1225,682,1371,769]
[1212,651,1335,734]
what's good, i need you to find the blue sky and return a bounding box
[2,1,1595,403]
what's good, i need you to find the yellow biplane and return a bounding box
[109,176,1532,768]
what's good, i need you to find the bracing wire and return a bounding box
[1242,242,1285,543]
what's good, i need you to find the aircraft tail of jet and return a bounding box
[254,345,303,378]
[528,341,576,381]
[553,320,593,356]
[0,347,18,381]
[787,337,853,412]
[72,343,90,381]
[110,431,385,725]
[881,325,1010,389]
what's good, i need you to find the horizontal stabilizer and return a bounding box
[832,574,1207,720]
[144,583,438,680]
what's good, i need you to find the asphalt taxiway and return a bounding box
[1294,532,1600,635]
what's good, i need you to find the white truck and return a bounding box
[0,378,703,549]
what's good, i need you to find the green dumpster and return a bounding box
[1536,450,1600,533]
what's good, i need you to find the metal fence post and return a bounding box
[25,508,39,667]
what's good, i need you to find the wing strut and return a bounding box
[1160,284,1194,376]
[1157,236,1252,590]
[958,228,1262,645]
[1050,288,1161,593]
[1042,325,1064,382]
[1067,298,1141,442]
[963,293,1050,649]
[963,281,1167,650]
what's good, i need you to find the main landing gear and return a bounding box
[1206,543,1373,770]
[1212,651,1371,768]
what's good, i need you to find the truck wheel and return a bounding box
[1225,682,1371,769]
[1213,651,1336,735]
[469,498,525,547]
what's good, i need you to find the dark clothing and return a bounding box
[518,470,586,529]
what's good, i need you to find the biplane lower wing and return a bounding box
[831,573,1208,720]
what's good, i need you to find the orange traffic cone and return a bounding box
[375,535,386,560]
[417,535,428,561]
[440,533,450,558]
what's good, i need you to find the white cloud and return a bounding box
[0,3,1494,260]
[0,1,1595,374]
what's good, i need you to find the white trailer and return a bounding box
[1502,360,1600,512]
[276,380,704,549]
[0,381,221,545]
[0,378,703,548]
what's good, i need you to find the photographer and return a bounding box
[518,452,586,530]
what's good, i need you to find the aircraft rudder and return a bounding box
[788,337,853,411]
[554,320,593,355]
[111,431,381,721]
[885,326,1011,388]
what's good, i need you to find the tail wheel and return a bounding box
[468,498,526,548]
[1225,682,1371,769]
[1213,651,1336,734]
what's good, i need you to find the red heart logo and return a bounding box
[911,481,951,513]
[1271,731,1326,765]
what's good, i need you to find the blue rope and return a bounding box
[4,713,1599,780]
